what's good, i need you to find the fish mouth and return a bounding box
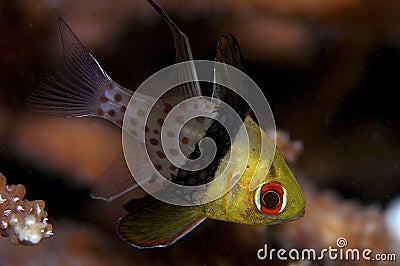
[266,208,305,225]
[289,208,305,221]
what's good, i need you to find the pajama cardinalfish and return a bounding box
[27,0,305,248]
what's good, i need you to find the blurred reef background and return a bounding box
[1,0,400,265]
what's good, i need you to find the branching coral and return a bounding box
[0,173,53,245]
[270,129,303,164]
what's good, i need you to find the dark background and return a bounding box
[1,0,399,265]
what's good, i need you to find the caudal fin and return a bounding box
[27,18,120,118]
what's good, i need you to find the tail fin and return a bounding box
[27,18,115,118]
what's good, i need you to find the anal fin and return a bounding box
[117,196,205,248]
[91,152,138,202]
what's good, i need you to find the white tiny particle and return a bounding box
[1,220,8,229]
[35,203,41,215]
[12,197,19,202]
[0,195,7,204]
[3,210,11,216]
[16,205,24,211]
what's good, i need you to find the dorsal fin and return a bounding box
[147,0,201,98]
[212,34,249,119]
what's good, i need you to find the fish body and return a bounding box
[28,0,305,248]
[118,114,304,248]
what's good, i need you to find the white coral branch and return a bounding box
[0,173,53,245]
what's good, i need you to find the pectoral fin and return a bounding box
[117,196,205,248]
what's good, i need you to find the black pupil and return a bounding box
[263,191,280,208]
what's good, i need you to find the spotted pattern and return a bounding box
[131,96,220,183]
[164,103,172,113]
[169,149,178,156]
[149,138,159,146]
[98,82,131,126]
[175,116,184,125]
[157,118,164,126]
[108,109,116,117]
[179,102,187,110]
[114,93,122,102]
[156,151,166,159]
[181,136,189,144]
[154,164,163,171]
[100,95,108,103]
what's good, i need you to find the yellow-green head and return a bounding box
[204,116,305,226]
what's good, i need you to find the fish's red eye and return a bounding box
[255,181,286,214]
